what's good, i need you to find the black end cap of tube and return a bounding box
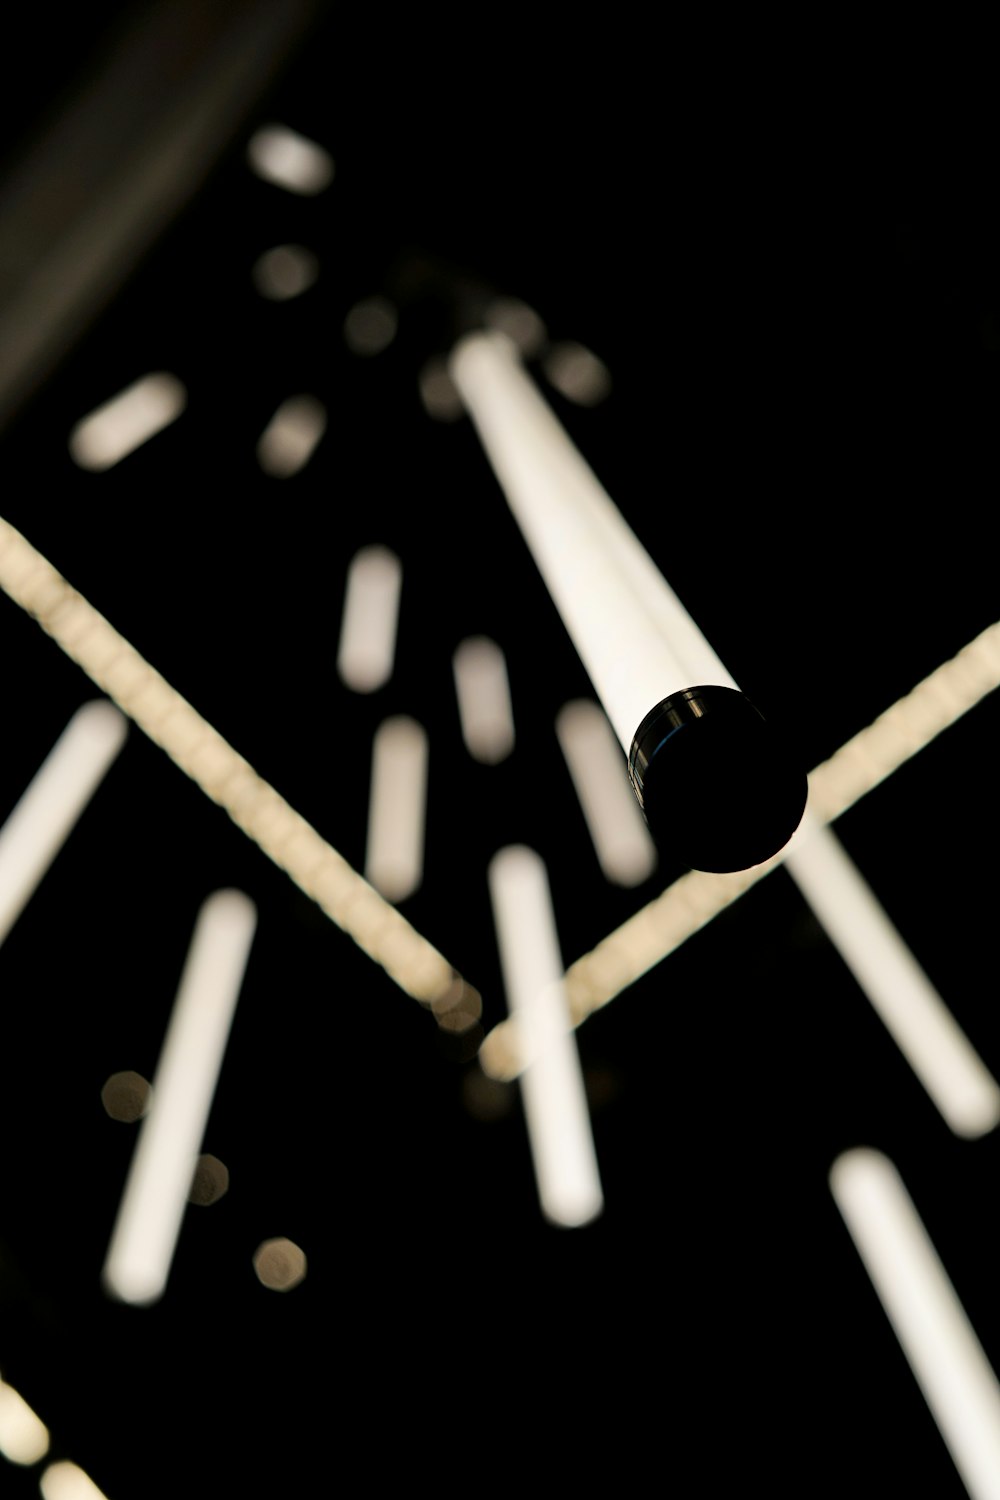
[628,686,808,873]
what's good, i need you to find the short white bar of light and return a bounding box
[487,845,603,1227]
[0,700,127,950]
[830,1148,1000,1500]
[257,394,326,477]
[787,823,1000,1138]
[449,331,736,752]
[102,890,257,1305]
[556,700,657,887]
[39,1461,109,1500]
[246,124,334,194]
[68,373,186,471]
[0,1376,49,1465]
[336,544,403,693]
[453,636,515,763]
[365,716,428,903]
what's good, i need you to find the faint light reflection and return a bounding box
[246,124,333,194]
[254,1237,307,1291]
[0,1376,49,1465]
[343,296,398,355]
[256,395,326,477]
[461,1067,514,1122]
[188,1154,230,1206]
[484,296,547,358]
[252,244,318,301]
[543,341,612,406]
[418,357,463,421]
[68,373,186,471]
[101,1071,151,1123]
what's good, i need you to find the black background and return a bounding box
[1,7,1000,1496]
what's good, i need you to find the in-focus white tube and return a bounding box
[102,890,257,1304]
[786,822,1000,1138]
[0,700,127,949]
[831,1148,1000,1500]
[487,845,603,1227]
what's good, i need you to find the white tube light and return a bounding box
[256,394,326,477]
[336,544,403,694]
[246,124,333,195]
[786,820,1000,1138]
[831,1148,1000,1500]
[449,330,805,872]
[0,700,127,949]
[556,699,657,887]
[487,844,603,1227]
[452,636,515,764]
[0,1376,49,1464]
[102,889,257,1305]
[39,1462,109,1500]
[364,716,428,902]
[68,373,186,471]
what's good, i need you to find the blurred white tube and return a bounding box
[831,1148,1000,1500]
[453,636,515,763]
[39,1462,109,1500]
[337,544,403,693]
[68,373,186,471]
[487,845,603,1227]
[449,331,736,751]
[103,890,257,1305]
[556,700,657,886]
[0,1376,49,1464]
[256,394,326,477]
[0,700,127,949]
[365,716,428,902]
[787,821,1000,1138]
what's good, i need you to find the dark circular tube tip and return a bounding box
[628,685,808,873]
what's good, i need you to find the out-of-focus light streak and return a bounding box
[0,517,462,1006]
[0,1375,49,1465]
[449,330,736,752]
[251,243,318,301]
[39,1461,109,1500]
[336,544,403,693]
[830,1148,1000,1500]
[480,618,1000,1080]
[452,636,515,764]
[103,890,256,1305]
[556,699,657,887]
[543,341,612,406]
[68,373,186,471]
[343,296,397,355]
[246,124,333,194]
[787,823,1000,1138]
[365,716,428,902]
[256,394,326,477]
[0,700,127,950]
[488,845,603,1227]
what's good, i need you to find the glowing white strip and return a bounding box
[787,820,1000,1138]
[0,1376,49,1465]
[246,124,333,194]
[39,1461,109,1500]
[0,700,127,949]
[831,1148,1000,1499]
[488,845,603,1227]
[452,636,515,763]
[481,619,1000,1080]
[556,699,657,887]
[68,373,186,471]
[449,330,736,750]
[365,717,428,902]
[0,517,458,1005]
[103,890,257,1304]
[256,394,326,477]
[336,544,403,693]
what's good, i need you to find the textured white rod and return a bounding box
[365,716,428,902]
[831,1148,1000,1500]
[488,845,603,1227]
[787,821,1000,1138]
[0,700,127,948]
[449,331,709,751]
[556,699,657,886]
[103,890,257,1305]
[0,516,458,1005]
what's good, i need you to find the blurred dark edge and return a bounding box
[0,0,332,437]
